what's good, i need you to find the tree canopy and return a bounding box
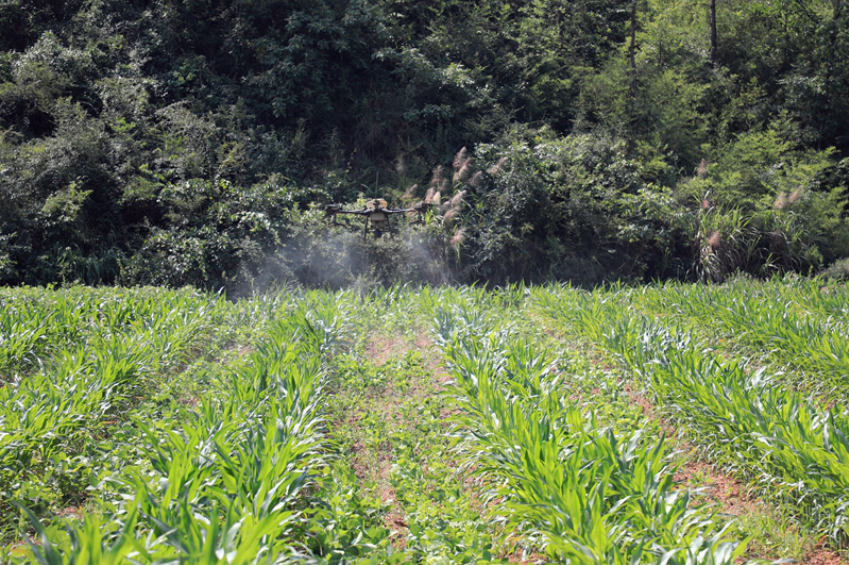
[1,0,848,291]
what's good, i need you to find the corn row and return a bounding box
[537,289,849,546]
[16,305,335,564]
[629,282,849,396]
[433,303,745,565]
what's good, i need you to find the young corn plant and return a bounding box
[6,289,338,564]
[625,281,849,397]
[537,286,849,548]
[433,304,747,564]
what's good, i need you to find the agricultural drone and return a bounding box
[323,198,433,239]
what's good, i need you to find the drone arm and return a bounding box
[335,209,371,216]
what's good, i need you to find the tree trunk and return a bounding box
[630,0,638,91]
[709,0,717,66]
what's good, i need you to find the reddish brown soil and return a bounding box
[56,506,82,518]
[364,335,407,367]
[505,552,545,564]
[356,331,448,548]
[674,460,756,516]
[414,332,453,382]
[623,384,676,436]
[806,544,847,565]
[674,458,849,565]
[621,380,844,564]
[349,440,369,479]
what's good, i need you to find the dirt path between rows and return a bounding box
[358,332,442,546]
[354,331,543,563]
[624,378,847,565]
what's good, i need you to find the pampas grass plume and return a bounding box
[431,165,443,188]
[453,147,468,171]
[450,228,466,248]
[788,189,801,204]
[708,231,722,249]
[449,190,466,208]
[488,156,508,175]
[454,157,473,182]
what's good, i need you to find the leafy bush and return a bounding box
[679,123,849,280]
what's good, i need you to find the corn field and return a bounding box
[1,279,848,564]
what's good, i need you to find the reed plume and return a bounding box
[450,228,466,248]
[449,190,466,207]
[453,147,468,170]
[454,157,473,182]
[708,231,722,249]
[788,189,801,204]
[488,156,508,175]
[431,165,443,189]
[403,184,418,199]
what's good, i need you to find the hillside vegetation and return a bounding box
[2,279,849,563]
[2,0,849,290]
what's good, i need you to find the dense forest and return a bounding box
[1,0,848,292]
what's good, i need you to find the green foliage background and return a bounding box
[1,0,848,291]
